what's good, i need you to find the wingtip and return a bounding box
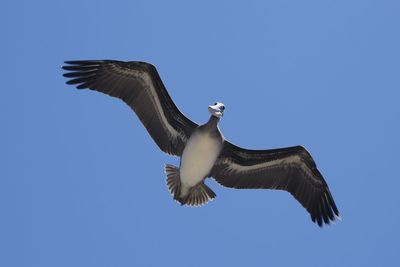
[313,213,341,227]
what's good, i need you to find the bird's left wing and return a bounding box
[63,60,198,156]
[210,141,339,226]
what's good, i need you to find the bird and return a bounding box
[62,59,339,226]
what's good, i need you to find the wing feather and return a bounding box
[211,141,339,226]
[62,60,198,156]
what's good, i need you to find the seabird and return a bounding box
[62,60,339,226]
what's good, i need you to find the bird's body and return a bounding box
[178,116,223,200]
[63,59,340,226]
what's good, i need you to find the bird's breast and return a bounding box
[179,132,222,189]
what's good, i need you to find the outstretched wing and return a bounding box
[62,60,198,156]
[211,141,339,226]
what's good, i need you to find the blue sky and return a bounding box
[1,0,399,266]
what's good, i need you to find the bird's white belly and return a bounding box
[180,133,221,193]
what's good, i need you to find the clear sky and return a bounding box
[1,0,399,266]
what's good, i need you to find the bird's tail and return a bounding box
[165,164,181,201]
[164,164,216,207]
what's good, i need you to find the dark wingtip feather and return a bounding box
[62,65,98,71]
[76,82,91,89]
[316,202,323,227]
[324,193,335,221]
[327,190,339,216]
[313,190,340,227]
[62,60,102,89]
[66,77,88,85]
[321,197,331,225]
[311,214,316,223]
[63,70,97,78]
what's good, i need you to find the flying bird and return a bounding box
[62,60,339,226]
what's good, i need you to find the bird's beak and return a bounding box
[208,105,223,118]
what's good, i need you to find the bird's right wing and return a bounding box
[210,141,339,226]
[63,60,198,156]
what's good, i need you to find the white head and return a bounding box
[208,102,225,118]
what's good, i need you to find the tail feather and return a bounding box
[165,164,216,207]
[165,164,181,201]
[182,182,216,207]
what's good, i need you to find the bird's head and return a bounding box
[208,102,225,118]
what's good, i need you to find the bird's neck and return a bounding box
[206,115,220,129]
